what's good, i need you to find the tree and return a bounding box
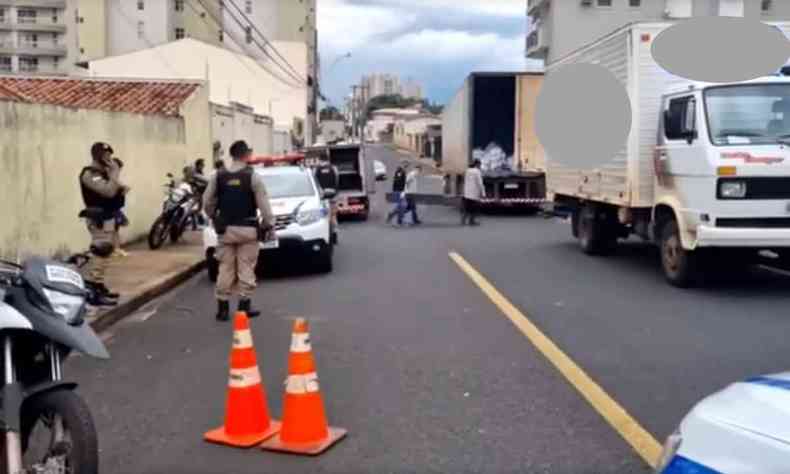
[320,106,345,121]
[364,94,444,118]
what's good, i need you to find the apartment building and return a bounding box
[361,73,424,101]
[527,0,790,64]
[0,0,77,75]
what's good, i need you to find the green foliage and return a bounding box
[320,106,345,121]
[364,94,444,119]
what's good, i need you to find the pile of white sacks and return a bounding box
[472,142,514,174]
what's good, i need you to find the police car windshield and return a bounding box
[261,173,315,199]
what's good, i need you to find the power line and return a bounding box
[222,0,307,83]
[214,0,307,86]
[193,0,305,88]
[184,0,282,86]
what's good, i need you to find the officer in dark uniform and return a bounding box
[314,151,340,229]
[79,142,129,302]
[203,140,275,322]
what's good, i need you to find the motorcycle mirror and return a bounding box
[166,173,174,178]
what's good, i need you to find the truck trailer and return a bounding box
[441,72,546,209]
[546,22,790,287]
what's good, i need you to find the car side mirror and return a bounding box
[322,188,337,200]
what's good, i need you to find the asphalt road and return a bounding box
[68,144,790,473]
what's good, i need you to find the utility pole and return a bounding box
[303,0,318,147]
[351,85,361,140]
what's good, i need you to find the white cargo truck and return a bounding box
[547,22,790,287]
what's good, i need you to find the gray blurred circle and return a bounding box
[536,63,631,170]
[652,17,790,83]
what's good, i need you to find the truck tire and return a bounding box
[571,209,580,238]
[578,204,617,255]
[659,219,698,288]
[316,244,333,274]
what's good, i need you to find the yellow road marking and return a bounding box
[449,251,662,468]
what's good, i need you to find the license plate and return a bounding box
[504,183,519,190]
[262,240,279,250]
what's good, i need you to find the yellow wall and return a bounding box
[77,0,107,62]
[0,101,195,259]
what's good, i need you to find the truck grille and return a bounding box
[716,218,790,229]
[718,177,790,200]
[274,214,295,230]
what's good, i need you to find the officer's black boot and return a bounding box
[216,300,230,322]
[238,298,260,319]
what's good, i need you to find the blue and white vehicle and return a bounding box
[656,372,790,474]
[203,165,336,280]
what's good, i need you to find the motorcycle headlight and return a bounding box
[297,209,324,226]
[42,288,85,324]
[654,429,683,473]
[719,180,747,199]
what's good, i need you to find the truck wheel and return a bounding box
[571,210,580,238]
[660,220,698,288]
[578,205,617,255]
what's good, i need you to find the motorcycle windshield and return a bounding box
[7,287,109,359]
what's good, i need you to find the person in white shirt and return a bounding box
[462,159,486,226]
[403,164,423,225]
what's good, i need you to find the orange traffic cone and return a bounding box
[204,312,281,448]
[260,318,346,455]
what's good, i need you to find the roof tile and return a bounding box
[0,77,200,117]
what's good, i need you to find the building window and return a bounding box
[0,9,5,24]
[245,0,253,14]
[175,0,184,12]
[597,0,612,6]
[137,0,144,11]
[0,56,11,72]
[629,0,641,6]
[19,57,39,73]
[137,21,145,39]
[23,33,39,48]
[175,27,185,39]
[53,57,59,70]
[762,0,772,11]
[219,30,224,42]
[245,26,252,44]
[52,8,58,23]
[18,8,37,24]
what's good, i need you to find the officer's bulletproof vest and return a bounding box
[217,167,257,226]
[79,166,124,213]
[315,165,338,190]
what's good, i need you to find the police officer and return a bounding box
[314,151,340,229]
[79,142,129,301]
[203,140,275,322]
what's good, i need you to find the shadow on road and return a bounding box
[554,240,790,295]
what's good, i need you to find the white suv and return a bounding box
[203,165,335,280]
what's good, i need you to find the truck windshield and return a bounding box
[261,173,315,199]
[705,84,790,146]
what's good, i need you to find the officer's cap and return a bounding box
[91,142,113,161]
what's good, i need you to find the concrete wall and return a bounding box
[0,100,193,258]
[76,0,108,63]
[210,101,273,159]
[181,83,213,161]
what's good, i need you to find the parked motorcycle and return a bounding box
[148,174,201,250]
[0,257,108,474]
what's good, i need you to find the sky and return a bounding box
[317,0,543,107]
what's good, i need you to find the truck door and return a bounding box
[657,94,707,193]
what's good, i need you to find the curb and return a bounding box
[90,260,206,333]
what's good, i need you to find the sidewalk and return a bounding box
[88,231,205,332]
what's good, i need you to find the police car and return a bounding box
[655,372,790,473]
[203,165,335,280]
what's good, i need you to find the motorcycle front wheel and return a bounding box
[148,215,169,250]
[21,389,98,474]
